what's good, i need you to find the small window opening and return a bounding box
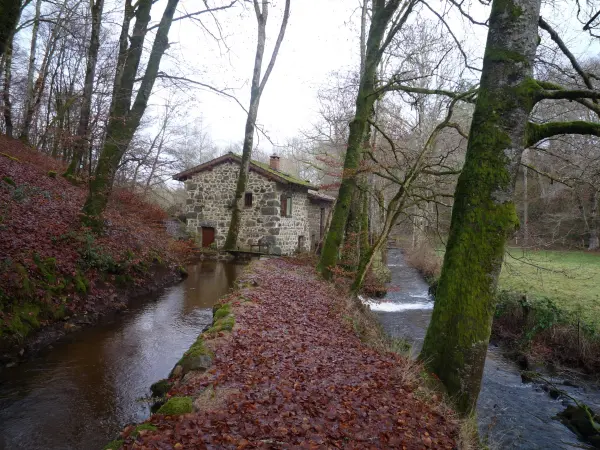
[244,192,253,207]
[280,194,292,217]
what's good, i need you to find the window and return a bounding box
[280,194,292,217]
[244,192,253,207]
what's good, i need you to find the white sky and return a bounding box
[147,0,598,151]
[160,0,363,150]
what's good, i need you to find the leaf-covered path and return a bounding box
[122,258,458,449]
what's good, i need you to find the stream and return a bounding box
[0,261,243,450]
[2,252,598,449]
[369,248,600,449]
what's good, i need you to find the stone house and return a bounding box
[173,153,334,255]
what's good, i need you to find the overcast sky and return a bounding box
[146,0,598,152]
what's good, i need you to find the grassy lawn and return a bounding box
[500,249,600,328]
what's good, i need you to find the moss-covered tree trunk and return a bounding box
[224,0,290,250]
[317,1,409,279]
[81,0,178,228]
[419,0,542,414]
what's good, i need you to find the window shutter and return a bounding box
[280,194,287,217]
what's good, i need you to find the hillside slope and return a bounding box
[0,136,187,357]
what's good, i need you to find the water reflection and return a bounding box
[0,261,243,450]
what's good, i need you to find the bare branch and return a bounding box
[147,1,237,31]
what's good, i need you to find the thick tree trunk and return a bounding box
[589,190,599,250]
[65,0,104,177]
[419,0,541,414]
[317,0,413,278]
[224,0,290,250]
[81,0,178,228]
[522,148,529,246]
[318,33,382,275]
[0,0,22,60]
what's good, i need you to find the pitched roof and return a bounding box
[307,190,335,203]
[173,152,317,189]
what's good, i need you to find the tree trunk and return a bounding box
[224,0,290,250]
[3,37,14,137]
[81,0,179,228]
[20,0,42,143]
[0,0,22,60]
[419,0,541,414]
[65,0,104,177]
[522,148,529,246]
[317,1,409,279]
[589,190,599,250]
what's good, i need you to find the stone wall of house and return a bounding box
[183,162,315,255]
[275,187,311,254]
[307,201,330,251]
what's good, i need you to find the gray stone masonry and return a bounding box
[183,161,331,255]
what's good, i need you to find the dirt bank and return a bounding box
[0,136,190,363]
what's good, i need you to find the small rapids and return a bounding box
[366,249,600,450]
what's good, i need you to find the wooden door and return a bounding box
[201,227,215,247]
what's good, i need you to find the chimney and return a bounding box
[269,154,280,171]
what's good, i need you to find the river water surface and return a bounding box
[0,261,242,450]
[369,249,600,449]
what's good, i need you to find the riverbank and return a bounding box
[405,244,600,377]
[106,257,462,449]
[0,137,191,364]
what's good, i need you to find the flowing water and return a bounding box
[370,249,600,449]
[0,261,243,450]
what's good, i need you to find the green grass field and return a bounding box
[500,249,600,328]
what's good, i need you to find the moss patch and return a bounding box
[213,303,231,320]
[156,396,193,415]
[103,440,123,450]
[207,315,235,333]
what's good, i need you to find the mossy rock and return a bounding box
[178,336,214,374]
[150,379,172,397]
[213,303,231,320]
[207,315,235,334]
[103,439,123,450]
[557,404,600,443]
[47,170,57,178]
[156,396,193,415]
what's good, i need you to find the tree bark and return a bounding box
[419,0,542,414]
[65,0,104,176]
[224,0,290,250]
[589,190,599,250]
[317,0,413,279]
[0,0,22,60]
[20,0,42,143]
[3,36,14,137]
[81,0,179,228]
[522,148,529,246]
